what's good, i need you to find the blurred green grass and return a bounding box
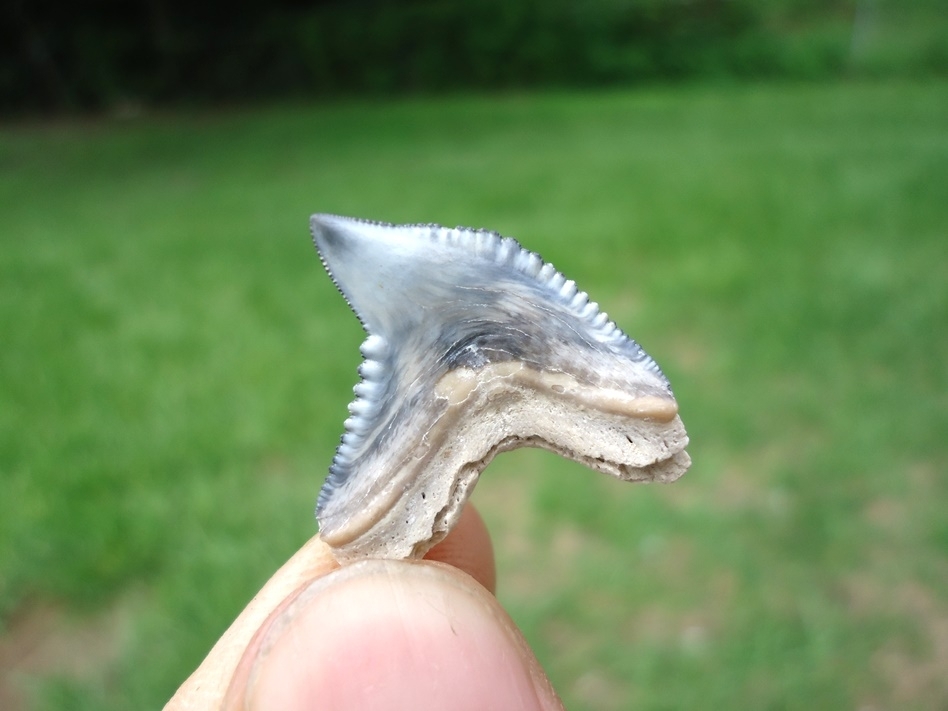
[1,81,946,709]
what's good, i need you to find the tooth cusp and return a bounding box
[359,359,385,380]
[579,301,598,320]
[360,334,388,360]
[538,263,557,282]
[347,398,373,416]
[344,415,372,435]
[517,251,544,277]
[494,237,516,264]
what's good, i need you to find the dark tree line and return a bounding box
[2,0,944,113]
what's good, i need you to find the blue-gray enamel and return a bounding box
[310,214,674,518]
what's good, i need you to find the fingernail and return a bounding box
[231,559,562,711]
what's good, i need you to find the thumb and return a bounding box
[226,559,564,711]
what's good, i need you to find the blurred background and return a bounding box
[3,0,948,111]
[1,1,946,709]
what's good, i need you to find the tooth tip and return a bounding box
[311,212,343,227]
[309,213,333,237]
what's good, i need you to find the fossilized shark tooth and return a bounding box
[310,214,690,562]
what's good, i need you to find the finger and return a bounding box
[228,559,564,711]
[423,502,496,593]
[164,534,339,710]
[165,503,495,710]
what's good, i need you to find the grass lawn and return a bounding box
[1,81,946,710]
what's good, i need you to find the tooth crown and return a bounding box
[310,214,690,562]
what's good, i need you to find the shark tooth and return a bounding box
[310,214,690,562]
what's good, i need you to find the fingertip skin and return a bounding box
[230,560,564,711]
[164,505,498,711]
[424,503,496,594]
[164,534,339,711]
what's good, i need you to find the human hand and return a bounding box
[165,505,564,710]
